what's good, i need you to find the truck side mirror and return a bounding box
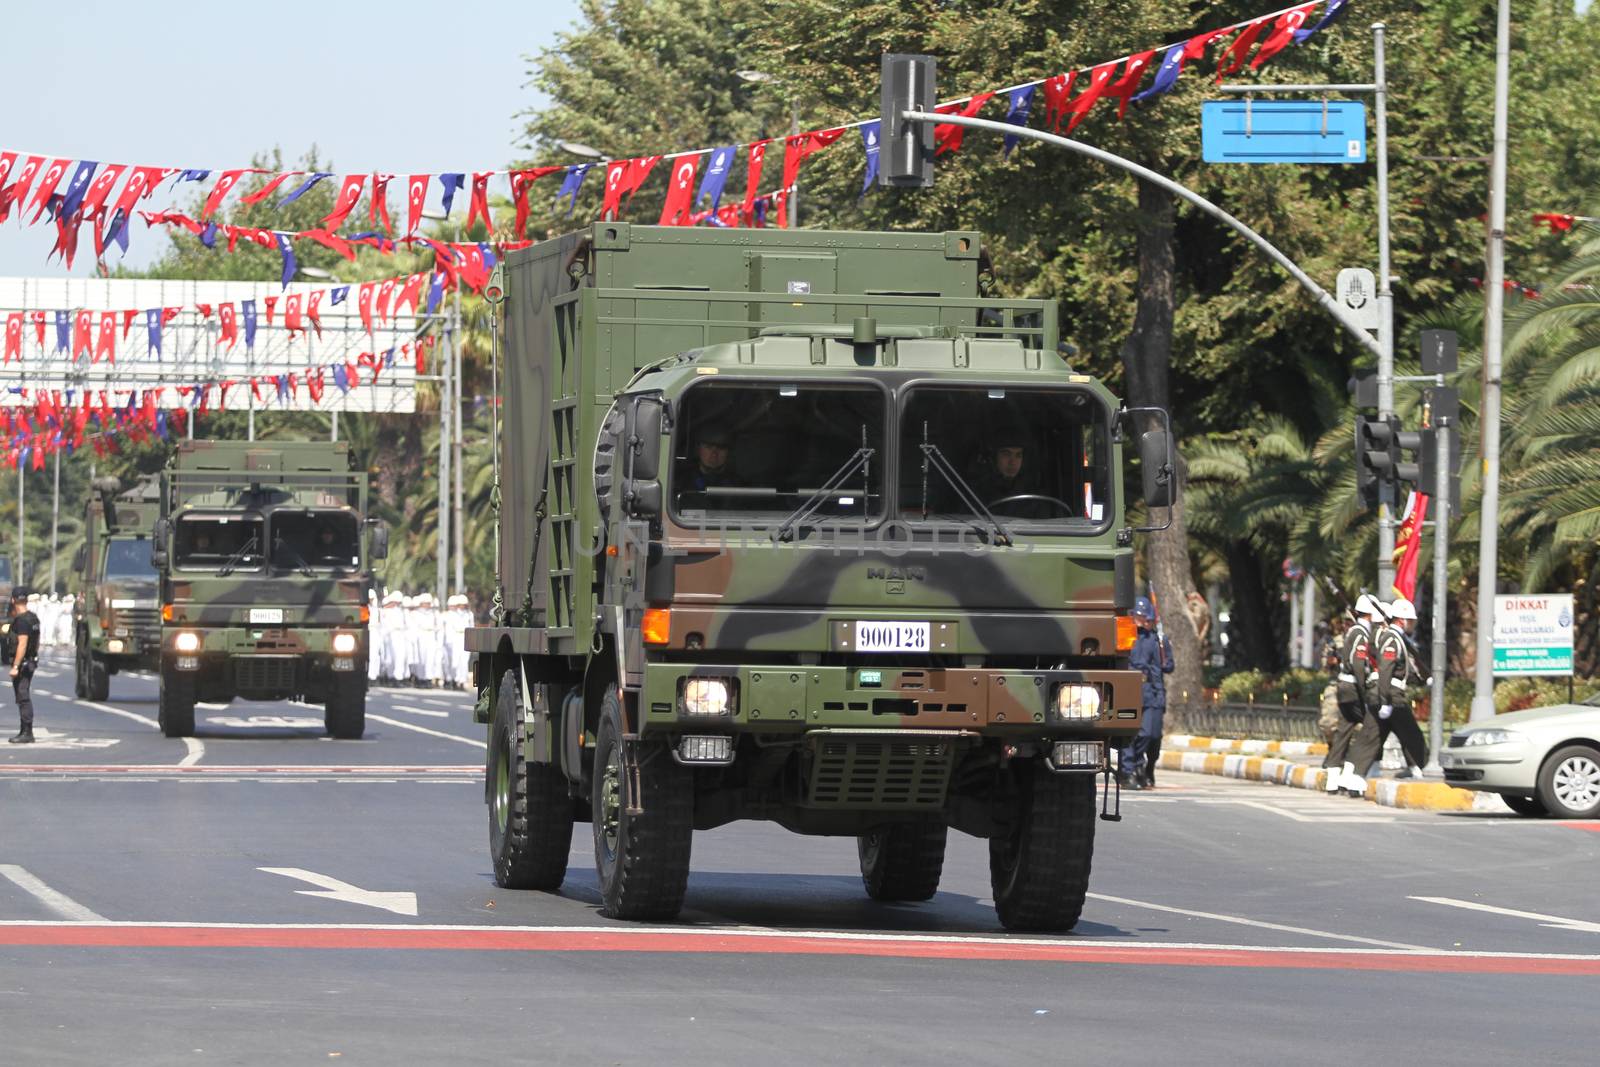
[370,523,390,560]
[150,518,171,569]
[628,396,664,482]
[1139,429,1175,510]
[626,480,662,517]
[72,545,88,573]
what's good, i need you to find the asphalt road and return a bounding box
[3,650,1597,1064]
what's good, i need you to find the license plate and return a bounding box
[854,621,930,653]
[249,608,284,625]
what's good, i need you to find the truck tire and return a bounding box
[490,670,573,890]
[989,764,1096,932]
[74,645,89,698]
[324,685,366,740]
[858,821,947,902]
[158,670,196,739]
[592,688,693,921]
[87,655,110,703]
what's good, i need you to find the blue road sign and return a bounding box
[1202,100,1367,164]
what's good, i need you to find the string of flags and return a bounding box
[0,0,1349,273]
[1532,212,1600,233]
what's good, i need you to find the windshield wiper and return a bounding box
[273,536,315,578]
[920,443,1013,547]
[772,446,876,543]
[216,534,260,577]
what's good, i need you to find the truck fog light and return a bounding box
[107,639,125,654]
[1054,684,1101,721]
[681,678,732,717]
[174,631,201,653]
[1049,740,1104,771]
[332,657,355,672]
[176,655,199,671]
[332,633,357,654]
[675,735,734,764]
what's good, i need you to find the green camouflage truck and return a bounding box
[466,224,1174,932]
[151,440,387,739]
[72,477,163,700]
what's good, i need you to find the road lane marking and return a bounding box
[1085,892,1432,951]
[367,713,485,749]
[0,922,1595,973]
[180,738,204,767]
[1191,798,1395,824]
[393,704,450,718]
[77,698,207,767]
[258,868,419,917]
[1409,896,1600,934]
[0,866,107,922]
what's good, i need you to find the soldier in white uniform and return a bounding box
[410,592,442,686]
[443,594,473,689]
[379,590,408,684]
[366,589,382,684]
[55,594,74,647]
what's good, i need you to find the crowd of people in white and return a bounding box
[19,590,476,691]
[368,590,476,689]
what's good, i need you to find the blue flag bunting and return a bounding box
[146,308,162,358]
[425,272,444,315]
[1295,0,1348,44]
[1132,43,1186,105]
[242,299,257,348]
[59,161,98,220]
[330,286,349,306]
[696,146,736,211]
[275,375,289,400]
[200,222,218,248]
[54,311,70,353]
[438,173,465,216]
[279,172,332,206]
[1002,87,1036,157]
[156,410,169,439]
[275,232,297,288]
[554,164,593,217]
[178,169,210,183]
[860,121,881,195]
[479,243,496,271]
[333,365,349,392]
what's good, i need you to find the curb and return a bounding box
[1163,734,1328,757]
[1155,749,1505,813]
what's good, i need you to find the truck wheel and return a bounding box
[87,655,110,703]
[489,671,573,890]
[858,821,947,902]
[324,685,366,740]
[159,670,196,739]
[592,688,693,921]
[989,764,1097,932]
[74,646,88,698]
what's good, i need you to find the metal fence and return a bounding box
[1165,701,1324,743]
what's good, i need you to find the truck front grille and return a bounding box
[805,732,957,809]
[122,607,161,643]
[235,656,298,693]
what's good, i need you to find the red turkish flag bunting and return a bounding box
[1108,51,1158,118]
[218,303,238,350]
[394,272,426,316]
[263,296,277,325]
[357,283,375,335]
[307,290,324,338]
[29,311,46,348]
[934,93,995,155]
[322,174,366,230]
[405,174,428,237]
[202,169,248,219]
[94,312,117,364]
[467,171,494,233]
[1252,5,1318,70]
[1184,27,1231,62]
[374,278,397,326]
[79,163,126,219]
[1042,72,1077,132]
[780,128,846,192]
[1065,62,1119,131]
[240,172,300,205]
[509,167,562,236]
[1216,18,1271,81]
[110,167,162,224]
[743,139,770,213]
[10,156,51,222]
[73,311,93,359]
[121,309,137,339]
[3,314,21,363]
[284,294,304,334]
[658,155,701,226]
[370,173,393,234]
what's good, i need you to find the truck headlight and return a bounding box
[681,678,732,717]
[332,632,357,654]
[107,639,126,654]
[174,631,200,653]
[1054,684,1101,721]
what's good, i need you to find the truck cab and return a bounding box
[73,477,162,701]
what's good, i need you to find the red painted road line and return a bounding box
[1559,822,1600,832]
[1,925,1597,975]
[0,765,480,774]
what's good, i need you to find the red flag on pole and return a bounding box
[323,175,366,230]
[405,174,428,237]
[1391,491,1430,601]
[658,155,702,226]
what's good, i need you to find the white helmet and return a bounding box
[1354,593,1380,618]
[1387,597,1417,621]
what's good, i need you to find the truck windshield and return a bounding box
[103,539,157,580]
[900,386,1111,529]
[270,510,360,571]
[176,516,264,571]
[0,558,11,584]
[672,382,886,526]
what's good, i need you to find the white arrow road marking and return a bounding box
[258,867,418,916]
[205,715,323,729]
[1087,892,1433,951]
[367,713,485,749]
[393,704,449,718]
[0,865,107,921]
[1410,896,1600,934]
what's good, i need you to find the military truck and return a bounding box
[72,477,163,700]
[466,224,1174,932]
[151,440,387,739]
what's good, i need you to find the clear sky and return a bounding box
[0,0,583,278]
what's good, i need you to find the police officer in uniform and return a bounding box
[1376,598,1430,774]
[1118,597,1174,790]
[7,587,41,744]
[1323,594,1381,796]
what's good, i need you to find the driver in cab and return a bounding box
[973,432,1050,520]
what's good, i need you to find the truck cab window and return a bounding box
[270,511,361,571]
[103,539,157,581]
[672,383,886,527]
[176,516,264,570]
[901,386,1110,529]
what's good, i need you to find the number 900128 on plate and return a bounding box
[854,621,930,653]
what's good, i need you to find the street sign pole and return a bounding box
[1427,412,1451,771]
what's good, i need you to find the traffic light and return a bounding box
[880,54,936,188]
[1356,414,1396,507]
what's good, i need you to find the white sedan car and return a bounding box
[1440,702,1600,819]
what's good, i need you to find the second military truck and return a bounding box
[73,477,163,701]
[467,224,1174,932]
[151,440,386,739]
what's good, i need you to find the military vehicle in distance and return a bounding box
[73,476,163,700]
[151,440,386,739]
[466,224,1173,932]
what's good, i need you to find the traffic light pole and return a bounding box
[1427,416,1451,771]
[900,112,1384,359]
[1372,23,1397,598]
